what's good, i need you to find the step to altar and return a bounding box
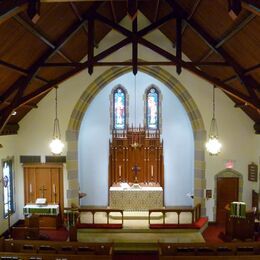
[110,211,162,220]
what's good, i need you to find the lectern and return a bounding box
[225,202,255,240]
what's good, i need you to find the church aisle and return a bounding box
[77,229,205,244]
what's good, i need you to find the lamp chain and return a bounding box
[213,85,216,119]
[134,75,137,127]
[55,87,58,120]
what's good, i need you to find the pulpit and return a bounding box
[225,202,255,240]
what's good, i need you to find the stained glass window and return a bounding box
[113,87,126,130]
[146,87,159,130]
[2,159,15,218]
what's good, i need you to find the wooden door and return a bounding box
[216,177,239,224]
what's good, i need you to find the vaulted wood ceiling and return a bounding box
[0,0,259,135]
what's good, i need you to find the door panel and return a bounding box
[216,177,239,224]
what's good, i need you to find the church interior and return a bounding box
[0,0,259,259]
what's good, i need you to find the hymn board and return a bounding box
[109,127,164,187]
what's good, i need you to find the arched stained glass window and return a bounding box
[113,87,126,130]
[146,86,160,130]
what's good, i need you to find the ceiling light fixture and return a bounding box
[206,86,222,155]
[49,87,64,155]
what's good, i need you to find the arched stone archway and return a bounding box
[66,66,207,215]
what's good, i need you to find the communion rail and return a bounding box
[149,204,207,229]
[64,206,124,229]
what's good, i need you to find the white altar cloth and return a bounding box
[23,204,59,216]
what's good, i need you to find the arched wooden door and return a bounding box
[216,177,239,224]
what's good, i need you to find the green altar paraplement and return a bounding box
[23,204,60,229]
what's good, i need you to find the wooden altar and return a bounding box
[23,163,64,228]
[109,127,164,186]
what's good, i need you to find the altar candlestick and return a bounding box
[119,165,121,177]
[29,184,32,193]
[151,165,154,177]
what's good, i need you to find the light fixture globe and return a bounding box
[206,86,222,156]
[50,138,64,155]
[50,88,64,155]
[205,136,222,155]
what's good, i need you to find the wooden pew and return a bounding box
[0,238,113,259]
[159,242,260,259]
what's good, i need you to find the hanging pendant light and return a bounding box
[49,87,64,155]
[206,86,222,155]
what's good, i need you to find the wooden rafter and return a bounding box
[153,0,160,22]
[0,36,132,131]
[138,38,259,111]
[181,0,201,36]
[165,0,259,109]
[223,64,260,85]
[0,1,104,133]
[110,0,117,23]
[176,16,182,74]
[0,0,28,17]
[0,60,48,84]
[70,2,97,48]
[87,15,94,75]
[132,17,138,75]
[42,61,230,68]
[199,13,255,62]
[13,15,72,62]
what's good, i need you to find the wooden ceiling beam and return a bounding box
[127,0,138,20]
[93,38,132,62]
[138,11,176,37]
[87,16,94,75]
[181,0,201,37]
[13,15,72,63]
[132,17,138,75]
[153,0,160,22]
[223,63,260,85]
[139,37,260,110]
[70,2,98,48]
[110,0,117,23]
[94,12,131,37]
[166,0,259,110]
[42,61,230,67]
[176,16,182,74]
[241,0,260,9]
[0,59,47,82]
[0,1,104,133]
[41,62,80,68]
[0,2,27,25]
[0,0,28,19]
[199,13,255,62]
[0,36,132,129]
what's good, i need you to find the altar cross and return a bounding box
[132,164,141,182]
[39,185,47,198]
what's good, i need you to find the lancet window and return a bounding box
[2,158,15,218]
[145,86,161,130]
[111,85,128,130]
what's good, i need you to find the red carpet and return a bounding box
[202,223,225,243]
